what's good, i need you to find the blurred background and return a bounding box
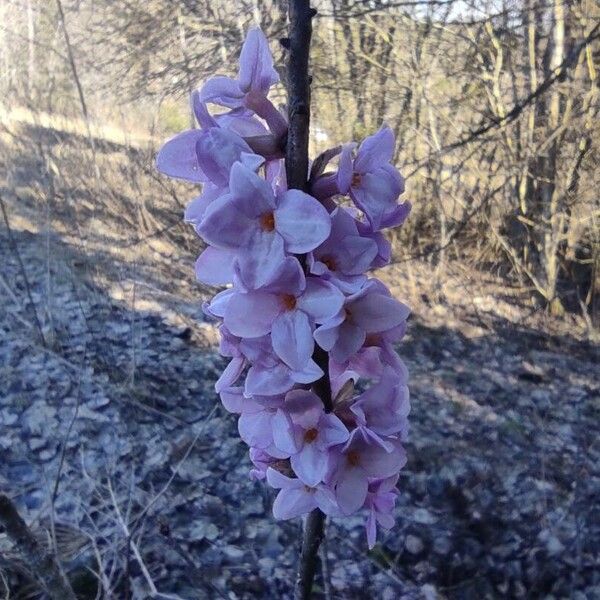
[0,1,599,598]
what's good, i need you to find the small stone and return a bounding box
[39,447,57,462]
[421,584,439,600]
[222,545,245,559]
[405,534,424,554]
[1,410,19,426]
[545,535,564,556]
[413,508,436,524]
[433,536,452,556]
[29,437,46,451]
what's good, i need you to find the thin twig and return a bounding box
[54,0,100,180]
[0,194,47,347]
[0,495,77,600]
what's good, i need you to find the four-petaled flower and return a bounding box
[272,390,350,486]
[197,163,331,289]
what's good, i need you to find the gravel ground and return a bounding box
[1,225,598,600]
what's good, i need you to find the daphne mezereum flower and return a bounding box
[199,28,287,137]
[350,366,410,441]
[314,279,410,363]
[328,428,407,515]
[156,25,413,550]
[223,257,343,370]
[266,467,339,520]
[312,125,408,231]
[271,390,349,486]
[329,324,408,396]
[307,207,379,293]
[364,476,399,549]
[197,163,331,289]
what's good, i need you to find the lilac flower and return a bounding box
[312,126,408,231]
[219,387,290,458]
[350,367,410,441]
[314,279,410,363]
[212,326,323,395]
[337,126,406,231]
[364,476,399,549]
[199,28,287,137]
[329,323,407,395]
[307,207,378,293]
[249,448,279,481]
[223,258,343,369]
[272,390,349,486]
[197,163,331,288]
[266,468,339,519]
[156,126,263,186]
[328,429,406,515]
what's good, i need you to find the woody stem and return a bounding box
[285,1,330,599]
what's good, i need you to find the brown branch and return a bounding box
[406,20,600,176]
[55,0,100,180]
[294,510,327,600]
[285,0,313,192]
[0,194,47,347]
[285,2,329,598]
[0,495,77,600]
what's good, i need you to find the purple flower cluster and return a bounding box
[156,28,411,549]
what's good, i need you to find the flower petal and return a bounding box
[335,466,369,515]
[361,440,407,479]
[272,487,315,520]
[195,246,236,286]
[297,278,344,322]
[197,193,256,250]
[266,467,294,489]
[354,125,395,173]
[219,387,245,413]
[245,363,295,397]
[275,190,331,253]
[351,293,410,333]
[366,511,377,549]
[234,230,286,289]
[224,291,281,337]
[184,185,221,224]
[199,75,245,108]
[261,257,305,297]
[291,359,324,384]
[229,162,275,214]
[271,311,314,371]
[238,411,274,448]
[215,357,245,392]
[196,129,260,188]
[336,143,355,193]
[291,443,328,487]
[284,390,322,428]
[331,322,366,363]
[156,130,206,182]
[319,414,350,448]
[238,27,279,94]
[272,409,299,455]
